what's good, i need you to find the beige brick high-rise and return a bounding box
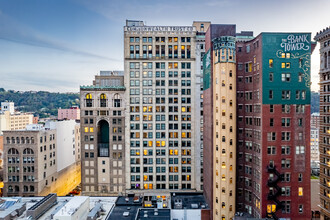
[124,20,200,192]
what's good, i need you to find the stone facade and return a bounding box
[315,26,330,220]
[80,71,126,196]
[3,129,57,196]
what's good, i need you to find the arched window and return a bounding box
[16,137,20,144]
[14,185,19,192]
[21,137,25,144]
[222,96,225,103]
[11,137,15,144]
[229,84,232,90]
[26,137,30,144]
[24,185,28,192]
[100,93,107,107]
[114,94,121,107]
[222,187,225,193]
[229,70,233,77]
[31,137,34,144]
[85,93,93,107]
[8,148,19,155]
[6,137,10,144]
[222,162,226,168]
[8,185,13,192]
[222,149,226,155]
[30,185,35,192]
[222,174,225,181]
[23,148,34,155]
[222,202,225,208]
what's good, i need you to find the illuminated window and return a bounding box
[86,93,92,99]
[269,59,273,68]
[90,127,94,132]
[286,53,290,58]
[182,107,186,112]
[84,127,89,132]
[222,174,225,181]
[267,204,276,213]
[222,162,226,168]
[222,202,225,208]
[281,53,285,58]
[298,187,303,196]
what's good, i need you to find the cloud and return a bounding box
[0,71,81,92]
[0,11,120,61]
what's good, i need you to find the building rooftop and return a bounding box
[0,196,116,220]
[54,196,89,217]
[170,192,208,209]
[107,205,140,220]
[80,85,126,90]
[136,208,170,220]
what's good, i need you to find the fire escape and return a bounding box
[266,166,284,220]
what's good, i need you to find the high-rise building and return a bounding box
[124,20,200,192]
[311,112,320,170]
[236,32,314,219]
[192,21,211,192]
[204,34,237,220]
[315,26,330,220]
[80,71,126,196]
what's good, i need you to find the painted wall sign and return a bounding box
[280,34,310,52]
[126,26,194,32]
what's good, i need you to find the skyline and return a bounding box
[0,0,329,92]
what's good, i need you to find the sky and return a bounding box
[0,0,329,92]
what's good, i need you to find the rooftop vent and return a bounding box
[123,212,129,217]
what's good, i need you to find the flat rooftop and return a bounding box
[170,192,209,209]
[137,208,170,220]
[53,196,89,217]
[107,205,140,220]
[0,196,117,220]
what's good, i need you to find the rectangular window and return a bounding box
[269,72,273,82]
[281,90,291,100]
[267,146,276,155]
[269,59,273,68]
[269,90,273,99]
[281,73,291,82]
